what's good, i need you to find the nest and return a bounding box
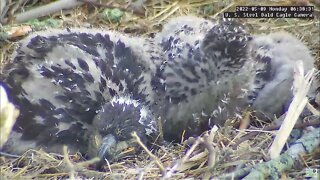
[0,0,319,179]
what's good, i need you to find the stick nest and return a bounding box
[0,0,319,179]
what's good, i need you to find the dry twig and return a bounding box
[132,131,165,174]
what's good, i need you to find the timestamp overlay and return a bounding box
[224,6,314,18]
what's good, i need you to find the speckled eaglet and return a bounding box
[0,16,315,164]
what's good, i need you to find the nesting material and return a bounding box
[269,63,317,159]
[0,86,19,148]
[0,0,319,179]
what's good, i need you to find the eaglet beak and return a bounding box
[89,133,137,168]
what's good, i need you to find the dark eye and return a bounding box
[276,40,281,43]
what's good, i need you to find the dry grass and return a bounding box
[0,0,319,179]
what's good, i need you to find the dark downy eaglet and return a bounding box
[1,29,160,162]
[0,16,316,164]
[154,17,256,141]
